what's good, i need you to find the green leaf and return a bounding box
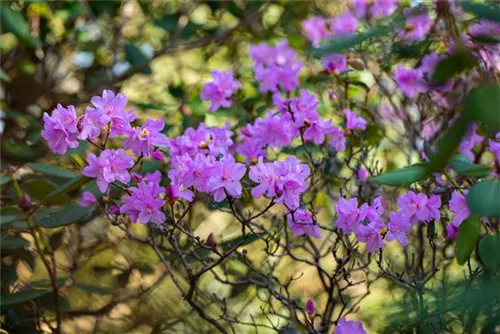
[312,28,387,57]
[124,42,152,74]
[27,163,77,179]
[36,206,95,228]
[43,176,92,203]
[181,21,202,40]
[449,154,491,178]
[23,179,71,205]
[154,13,179,32]
[0,288,50,306]
[75,283,119,295]
[0,4,42,48]
[430,50,477,87]
[426,116,469,174]
[470,35,500,45]
[478,234,500,270]
[1,235,29,249]
[455,216,481,265]
[461,2,500,23]
[1,215,21,225]
[371,163,427,186]
[0,68,10,82]
[467,180,500,218]
[0,175,11,186]
[463,83,500,128]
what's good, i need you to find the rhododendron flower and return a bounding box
[78,107,101,140]
[253,112,295,148]
[370,0,397,19]
[394,65,427,98]
[303,118,333,145]
[79,191,97,207]
[449,190,470,227]
[335,317,367,334]
[302,16,331,47]
[397,191,441,225]
[357,168,369,181]
[306,299,315,316]
[120,181,166,224]
[343,109,367,131]
[400,7,431,41]
[327,125,346,152]
[321,54,348,74]
[82,149,134,193]
[489,132,500,163]
[459,123,484,161]
[124,119,169,156]
[446,224,459,241]
[355,219,385,253]
[200,70,241,112]
[208,155,246,202]
[289,89,320,128]
[249,157,278,199]
[331,11,358,37]
[88,90,135,138]
[250,40,303,92]
[41,104,79,154]
[386,211,412,247]
[335,198,362,234]
[274,156,310,209]
[287,209,322,238]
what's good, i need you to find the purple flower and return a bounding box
[449,190,470,227]
[335,317,367,334]
[78,107,101,140]
[82,149,134,193]
[397,191,441,225]
[249,157,278,199]
[331,11,358,37]
[274,156,310,209]
[287,209,322,238]
[302,17,331,47]
[351,0,369,18]
[306,299,315,316]
[321,54,348,74]
[399,7,431,41]
[250,40,303,92]
[357,168,370,181]
[41,104,79,154]
[200,70,241,112]
[459,123,484,161]
[446,224,459,241]
[394,65,427,98]
[327,125,346,152]
[236,138,268,164]
[343,109,367,131]
[79,191,97,207]
[124,119,169,156]
[303,118,333,145]
[253,112,296,148]
[207,155,246,202]
[490,132,500,163]
[88,90,135,138]
[386,211,412,247]
[370,0,397,19]
[335,197,362,234]
[355,219,386,253]
[120,181,166,224]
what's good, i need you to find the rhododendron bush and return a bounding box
[2,1,500,333]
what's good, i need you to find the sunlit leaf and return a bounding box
[36,206,95,228]
[456,216,480,265]
[461,2,500,23]
[27,163,77,179]
[371,163,427,186]
[467,180,500,218]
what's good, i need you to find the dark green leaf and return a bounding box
[430,50,476,87]
[371,163,427,186]
[467,180,500,218]
[181,21,202,40]
[49,231,65,251]
[456,216,481,265]
[478,234,500,270]
[124,42,152,74]
[470,35,500,45]
[312,28,387,57]
[36,206,95,228]
[449,154,491,178]
[0,175,11,186]
[461,2,500,23]
[0,4,42,48]
[426,116,469,173]
[0,288,50,307]
[463,83,500,128]
[27,163,77,179]
[75,283,119,295]
[154,13,179,32]
[117,270,131,287]
[24,179,71,205]
[1,235,29,249]
[43,176,92,203]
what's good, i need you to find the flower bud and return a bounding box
[306,299,315,317]
[348,59,365,71]
[132,173,143,183]
[19,194,31,212]
[357,168,369,181]
[165,186,177,205]
[151,151,165,161]
[109,204,120,215]
[206,233,216,248]
[5,163,15,174]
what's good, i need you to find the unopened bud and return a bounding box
[151,151,165,161]
[109,204,120,215]
[132,173,143,183]
[206,233,216,248]
[6,163,15,174]
[180,104,191,116]
[348,59,365,71]
[165,186,177,205]
[306,299,315,317]
[19,194,31,211]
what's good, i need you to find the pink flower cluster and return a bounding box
[301,10,358,47]
[335,191,441,253]
[249,40,303,92]
[82,149,134,193]
[200,70,241,112]
[335,317,367,334]
[351,0,397,19]
[42,90,169,158]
